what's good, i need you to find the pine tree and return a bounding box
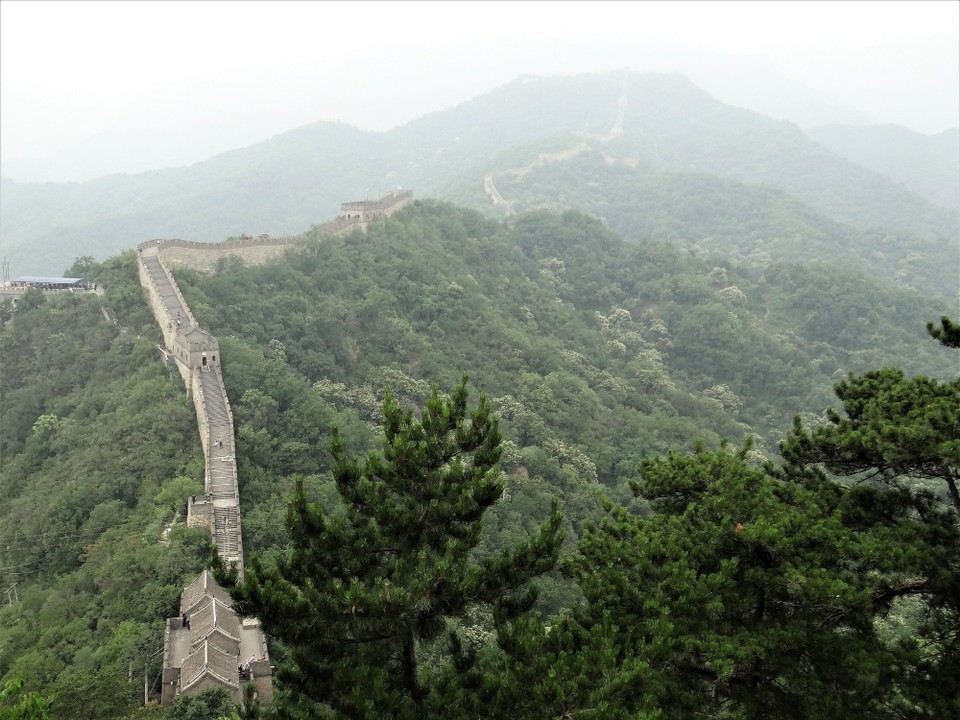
[926,315,960,348]
[779,328,960,718]
[217,376,562,719]
[781,365,959,517]
[568,442,908,719]
[456,437,960,719]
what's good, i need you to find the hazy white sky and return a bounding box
[1,0,957,182]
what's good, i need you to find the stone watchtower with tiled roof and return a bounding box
[161,571,273,704]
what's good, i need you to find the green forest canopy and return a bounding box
[1,200,956,719]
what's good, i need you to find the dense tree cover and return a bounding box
[434,435,959,719]
[0,254,209,715]
[2,196,955,717]
[219,340,958,718]
[1,677,53,719]
[217,378,562,718]
[495,152,957,301]
[174,202,956,717]
[773,330,960,718]
[782,368,960,515]
[176,202,950,463]
[163,687,235,720]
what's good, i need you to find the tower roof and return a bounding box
[180,639,240,693]
[180,569,233,615]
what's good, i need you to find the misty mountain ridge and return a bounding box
[6,35,955,185]
[1,70,956,302]
[807,124,960,211]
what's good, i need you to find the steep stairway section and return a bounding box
[141,253,190,324]
[137,243,242,574]
[213,506,241,565]
[200,369,238,502]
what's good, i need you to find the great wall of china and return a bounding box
[133,189,413,705]
[483,73,629,216]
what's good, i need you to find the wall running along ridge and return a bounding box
[141,190,413,705]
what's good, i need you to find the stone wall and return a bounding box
[338,189,414,224]
[147,191,411,707]
[152,213,361,275]
[190,367,239,499]
[187,495,213,528]
[160,239,304,276]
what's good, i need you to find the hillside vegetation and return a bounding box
[169,201,953,552]
[807,124,960,211]
[0,255,211,718]
[491,152,956,300]
[1,200,957,718]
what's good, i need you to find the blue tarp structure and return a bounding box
[11,276,86,288]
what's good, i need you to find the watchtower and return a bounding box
[338,189,414,223]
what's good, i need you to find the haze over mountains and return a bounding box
[2,28,956,184]
[807,124,960,211]
[1,70,956,305]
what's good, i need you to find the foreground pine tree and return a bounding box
[218,376,562,719]
[779,321,960,718]
[452,442,907,718]
[448,322,958,718]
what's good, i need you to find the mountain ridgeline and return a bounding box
[807,124,960,211]
[2,71,956,304]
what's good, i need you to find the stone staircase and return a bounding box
[213,506,241,565]
[200,370,237,502]
[138,245,243,574]
[141,254,189,322]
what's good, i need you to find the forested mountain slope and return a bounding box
[807,124,960,211]
[1,200,955,716]
[3,72,955,299]
[489,153,956,300]
[170,202,953,555]
[0,256,212,716]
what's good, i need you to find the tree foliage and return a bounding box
[781,369,960,516]
[927,315,960,348]
[218,377,562,718]
[1,677,53,720]
[777,327,960,717]
[0,255,207,702]
[165,687,235,720]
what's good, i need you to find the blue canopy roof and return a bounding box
[12,276,84,284]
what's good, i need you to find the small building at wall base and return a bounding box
[161,570,272,705]
[10,276,91,290]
